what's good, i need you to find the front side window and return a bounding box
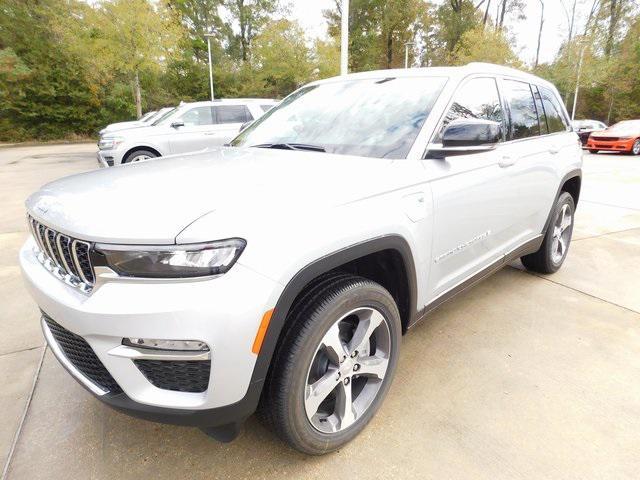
[435,77,504,142]
[179,107,214,126]
[214,105,252,124]
[504,80,539,140]
[539,87,568,133]
[231,77,448,159]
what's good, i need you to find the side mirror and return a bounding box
[170,121,185,129]
[426,118,502,158]
[239,121,252,132]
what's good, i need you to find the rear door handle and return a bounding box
[549,145,559,154]
[498,155,515,168]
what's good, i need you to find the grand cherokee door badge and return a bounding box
[434,230,491,263]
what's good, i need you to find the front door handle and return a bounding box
[549,145,559,154]
[498,155,515,168]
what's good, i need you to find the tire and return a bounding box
[521,191,575,274]
[122,149,158,164]
[588,149,598,154]
[632,139,640,155]
[261,273,401,455]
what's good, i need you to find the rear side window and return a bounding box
[539,87,568,133]
[179,107,214,126]
[436,77,504,142]
[260,104,274,112]
[214,105,253,124]
[503,80,539,139]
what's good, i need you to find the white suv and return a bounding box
[21,63,581,455]
[97,99,276,167]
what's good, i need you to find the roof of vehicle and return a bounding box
[312,62,557,90]
[177,99,277,108]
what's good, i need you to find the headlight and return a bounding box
[98,136,124,150]
[94,239,246,278]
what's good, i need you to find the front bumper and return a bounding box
[585,138,634,152]
[96,150,115,168]
[20,238,282,427]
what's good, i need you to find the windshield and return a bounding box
[152,108,178,126]
[606,121,640,136]
[231,77,447,159]
[139,111,156,122]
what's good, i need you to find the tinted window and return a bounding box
[436,77,504,141]
[231,77,448,159]
[539,87,568,133]
[214,105,252,124]
[533,86,548,135]
[260,104,274,112]
[504,80,539,139]
[179,107,213,126]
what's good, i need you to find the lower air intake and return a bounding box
[134,359,211,393]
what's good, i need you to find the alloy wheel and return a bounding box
[551,203,573,264]
[130,154,151,163]
[633,139,640,155]
[304,307,391,434]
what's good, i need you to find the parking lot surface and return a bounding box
[1,143,639,479]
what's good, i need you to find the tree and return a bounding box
[534,0,544,68]
[450,26,521,66]
[249,19,314,96]
[324,0,427,71]
[225,0,280,62]
[61,0,182,118]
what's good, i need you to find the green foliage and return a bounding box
[0,0,638,141]
[449,26,521,67]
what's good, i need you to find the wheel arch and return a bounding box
[542,169,582,236]
[251,234,417,394]
[122,145,162,163]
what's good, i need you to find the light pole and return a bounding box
[340,0,349,75]
[204,33,215,101]
[404,42,415,68]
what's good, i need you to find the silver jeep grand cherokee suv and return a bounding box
[21,63,581,455]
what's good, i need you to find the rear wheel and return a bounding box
[521,192,575,274]
[261,274,401,455]
[123,149,157,164]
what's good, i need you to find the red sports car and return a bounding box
[586,120,640,155]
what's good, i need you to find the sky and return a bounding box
[290,0,587,66]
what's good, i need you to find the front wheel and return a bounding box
[632,139,640,155]
[521,191,575,274]
[261,274,401,455]
[123,149,158,164]
[588,149,599,154]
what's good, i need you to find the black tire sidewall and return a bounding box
[282,281,401,454]
[123,149,157,164]
[544,192,575,272]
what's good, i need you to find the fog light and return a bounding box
[123,338,209,351]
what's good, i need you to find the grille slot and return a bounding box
[28,216,94,292]
[134,359,211,393]
[591,136,618,142]
[43,315,122,394]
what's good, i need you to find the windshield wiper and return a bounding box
[251,143,326,152]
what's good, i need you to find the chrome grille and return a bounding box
[28,216,95,293]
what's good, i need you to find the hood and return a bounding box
[101,120,144,134]
[26,147,403,244]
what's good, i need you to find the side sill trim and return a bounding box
[41,318,109,396]
[410,234,543,327]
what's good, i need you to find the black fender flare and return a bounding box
[542,169,582,236]
[246,235,418,408]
